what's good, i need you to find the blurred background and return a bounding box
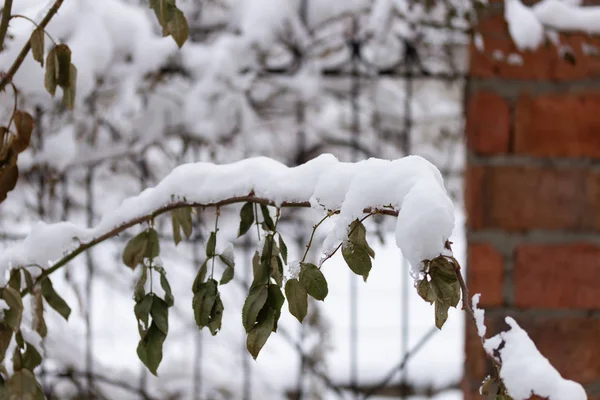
[2,0,597,399]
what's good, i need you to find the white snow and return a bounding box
[505,0,545,51]
[532,0,600,34]
[503,0,600,51]
[485,317,587,400]
[0,155,454,282]
[472,293,486,338]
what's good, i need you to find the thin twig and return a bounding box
[11,14,58,44]
[0,0,13,52]
[452,255,502,369]
[19,195,397,297]
[0,0,64,92]
[300,212,334,263]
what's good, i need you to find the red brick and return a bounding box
[515,243,600,309]
[468,243,504,306]
[470,33,600,81]
[515,93,600,158]
[465,165,486,230]
[469,165,600,232]
[466,91,511,155]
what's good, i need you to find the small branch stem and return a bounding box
[11,15,57,44]
[452,254,502,369]
[301,213,332,263]
[254,203,261,241]
[18,194,396,298]
[210,207,219,279]
[6,82,17,129]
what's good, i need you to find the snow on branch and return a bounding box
[0,154,454,282]
[505,0,600,51]
[474,296,587,400]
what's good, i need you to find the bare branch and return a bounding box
[0,0,13,52]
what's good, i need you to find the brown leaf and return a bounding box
[55,44,72,88]
[30,27,45,67]
[0,164,19,203]
[12,111,34,153]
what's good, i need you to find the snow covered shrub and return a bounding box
[0,0,594,399]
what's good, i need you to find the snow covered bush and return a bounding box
[0,0,596,399]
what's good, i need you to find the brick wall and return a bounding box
[464,3,600,399]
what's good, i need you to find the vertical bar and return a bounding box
[400,59,414,399]
[349,16,360,400]
[193,234,203,399]
[84,167,95,396]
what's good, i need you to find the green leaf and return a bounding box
[40,278,71,321]
[192,280,217,329]
[61,63,77,110]
[238,202,255,237]
[21,342,42,371]
[0,323,13,363]
[145,228,160,259]
[151,297,169,335]
[252,249,269,288]
[434,300,450,329]
[348,219,375,258]
[159,273,174,307]
[7,369,44,400]
[21,269,34,293]
[416,279,436,304]
[246,307,274,360]
[270,256,283,287]
[278,234,288,265]
[136,323,166,376]
[134,265,148,303]
[268,284,284,332]
[171,212,182,245]
[220,265,234,285]
[134,293,154,331]
[167,9,189,48]
[54,44,71,88]
[429,260,460,308]
[148,0,178,33]
[284,279,307,323]
[218,250,235,269]
[241,285,268,332]
[123,231,148,270]
[342,241,372,281]
[171,207,193,245]
[192,259,208,292]
[7,270,20,291]
[208,296,224,336]
[299,263,328,301]
[260,204,275,231]
[30,27,45,67]
[32,291,46,338]
[44,46,58,96]
[206,232,217,258]
[2,287,23,331]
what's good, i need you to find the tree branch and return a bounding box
[454,256,502,368]
[20,194,398,297]
[0,0,13,52]
[0,0,64,92]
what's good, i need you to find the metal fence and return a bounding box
[1,1,468,398]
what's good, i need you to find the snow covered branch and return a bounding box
[504,0,600,52]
